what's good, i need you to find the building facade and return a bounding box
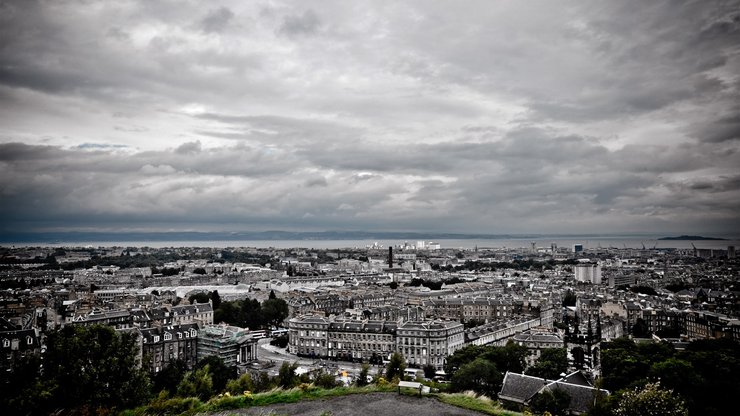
[396,320,465,369]
[574,264,602,284]
[141,324,199,373]
[288,316,464,369]
[197,324,258,370]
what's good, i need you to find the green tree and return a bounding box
[226,373,255,395]
[357,364,370,387]
[189,292,210,304]
[481,341,528,374]
[214,300,238,324]
[450,358,502,398]
[41,325,152,412]
[269,289,277,299]
[444,344,484,375]
[529,388,571,416]
[153,359,188,395]
[386,352,406,381]
[648,357,701,410]
[195,355,234,394]
[210,290,222,310]
[252,371,274,392]
[526,348,568,380]
[262,297,289,328]
[601,338,650,391]
[0,354,46,415]
[631,318,650,338]
[562,290,577,307]
[679,338,740,415]
[278,361,299,388]
[314,369,340,389]
[239,298,264,329]
[423,364,437,379]
[177,365,213,401]
[614,382,688,416]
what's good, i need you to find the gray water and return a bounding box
[6,237,738,250]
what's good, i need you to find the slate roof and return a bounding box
[542,381,608,414]
[140,323,199,344]
[499,372,554,403]
[561,371,592,387]
[499,371,609,414]
[0,328,39,352]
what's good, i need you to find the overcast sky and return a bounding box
[1,0,739,236]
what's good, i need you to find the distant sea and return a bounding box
[2,236,738,250]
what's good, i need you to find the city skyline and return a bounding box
[1,0,739,235]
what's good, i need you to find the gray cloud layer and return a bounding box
[0,0,739,234]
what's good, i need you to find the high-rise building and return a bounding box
[573,244,584,253]
[575,263,602,284]
[728,246,736,259]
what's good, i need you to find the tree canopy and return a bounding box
[614,382,688,416]
[601,337,740,416]
[8,325,153,414]
[386,352,406,381]
[526,348,568,380]
[451,358,502,398]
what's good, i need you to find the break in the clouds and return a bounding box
[1,0,739,235]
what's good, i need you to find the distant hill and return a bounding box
[658,235,727,241]
[0,230,543,243]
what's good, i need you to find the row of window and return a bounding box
[146,328,198,343]
[2,336,34,347]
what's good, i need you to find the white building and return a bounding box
[574,263,602,284]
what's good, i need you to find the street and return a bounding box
[256,338,385,379]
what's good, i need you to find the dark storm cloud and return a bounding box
[0,0,739,234]
[278,10,321,36]
[690,107,740,143]
[199,7,235,33]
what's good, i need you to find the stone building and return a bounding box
[0,325,40,371]
[141,323,199,373]
[287,315,330,357]
[396,320,465,369]
[171,302,214,326]
[288,315,464,369]
[327,319,397,363]
[197,324,258,371]
[512,329,564,367]
[423,298,520,323]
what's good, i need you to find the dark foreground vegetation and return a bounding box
[2,322,737,416]
[440,337,738,416]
